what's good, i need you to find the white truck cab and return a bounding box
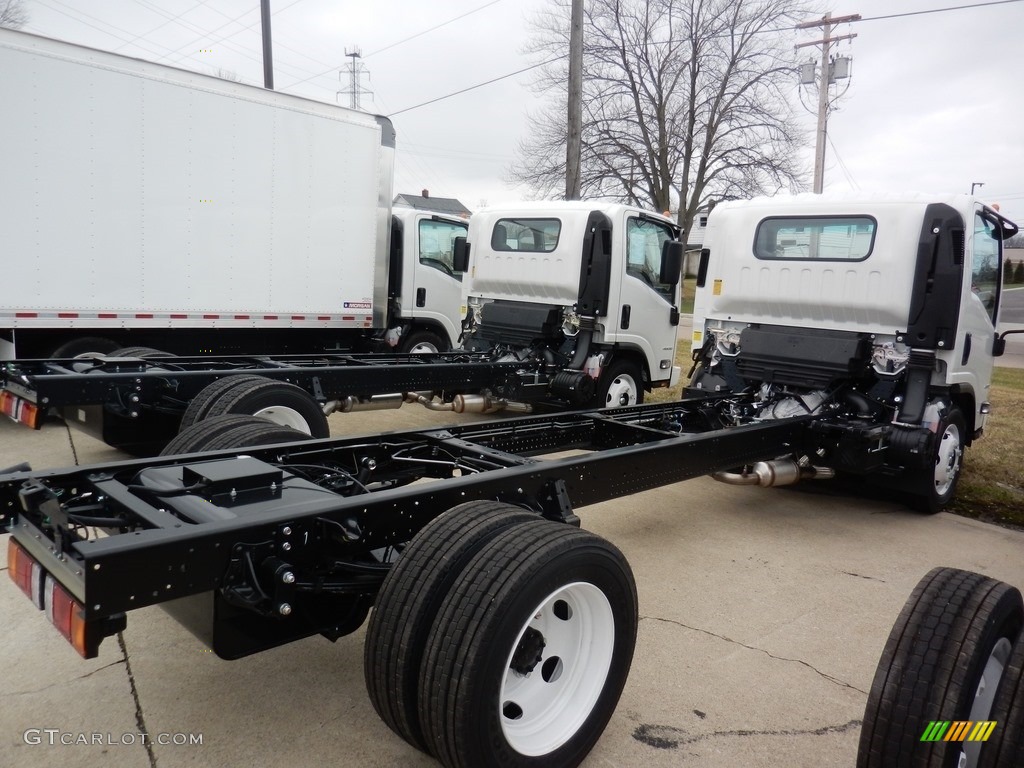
[461,202,683,406]
[689,192,1018,510]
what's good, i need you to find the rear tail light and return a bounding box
[7,538,104,657]
[0,391,40,428]
[44,575,91,656]
[7,537,45,608]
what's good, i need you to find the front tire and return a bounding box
[915,406,966,513]
[595,360,643,409]
[401,329,447,354]
[857,567,1023,768]
[419,520,638,767]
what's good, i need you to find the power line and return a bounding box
[389,57,562,117]
[365,0,504,58]
[384,0,1023,117]
[280,0,505,91]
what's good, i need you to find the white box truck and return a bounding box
[0,28,465,359]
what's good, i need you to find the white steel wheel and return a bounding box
[596,360,644,409]
[419,520,638,768]
[933,420,963,498]
[960,637,1013,767]
[499,582,615,756]
[252,405,314,435]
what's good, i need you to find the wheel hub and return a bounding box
[499,581,615,756]
[933,423,962,496]
[510,626,546,676]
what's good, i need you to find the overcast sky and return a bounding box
[11,0,1024,224]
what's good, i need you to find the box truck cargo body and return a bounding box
[0,28,463,358]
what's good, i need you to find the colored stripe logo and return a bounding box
[920,721,997,742]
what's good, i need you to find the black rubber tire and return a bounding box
[179,375,270,431]
[364,501,540,753]
[400,329,448,354]
[50,336,121,359]
[857,567,1023,768]
[202,378,330,438]
[160,414,311,455]
[915,406,966,514]
[595,359,644,408]
[979,634,1024,767]
[107,346,177,358]
[419,519,638,767]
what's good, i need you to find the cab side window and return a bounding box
[626,217,676,301]
[972,213,1000,324]
[419,219,468,278]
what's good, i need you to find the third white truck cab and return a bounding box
[387,208,468,353]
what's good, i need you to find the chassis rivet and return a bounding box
[282,571,295,584]
[282,526,292,536]
[278,603,292,616]
[281,542,292,552]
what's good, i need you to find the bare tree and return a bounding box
[0,0,28,29]
[510,0,810,239]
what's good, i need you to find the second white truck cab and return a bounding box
[460,202,684,406]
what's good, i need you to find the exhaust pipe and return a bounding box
[713,459,835,487]
[324,394,406,415]
[451,394,532,414]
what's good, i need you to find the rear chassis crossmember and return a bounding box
[2,394,815,658]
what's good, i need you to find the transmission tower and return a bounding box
[338,48,372,111]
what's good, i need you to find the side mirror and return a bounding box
[659,240,684,286]
[453,237,470,273]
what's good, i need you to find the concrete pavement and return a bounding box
[2,405,1024,768]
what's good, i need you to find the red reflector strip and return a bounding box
[264,315,278,320]
[234,315,250,320]
[342,316,355,321]
[15,312,38,318]
[57,312,79,318]
[317,316,331,321]
[203,314,220,319]
[135,313,154,319]
[8,539,45,609]
[291,315,305,321]
[170,314,188,319]
[98,313,118,319]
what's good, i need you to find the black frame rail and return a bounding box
[2,397,815,623]
[1,351,527,410]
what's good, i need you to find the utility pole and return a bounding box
[565,0,583,200]
[795,12,859,193]
[260,0,274,89]
[338,49,372,111]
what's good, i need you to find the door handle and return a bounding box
[621,304,631,329]
[416,288,426,308]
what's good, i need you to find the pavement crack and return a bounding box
[840,570,886,583]
[61,419,81,466]
[641,615,868,695]
[8,659,125,696]
[118,632,157,767]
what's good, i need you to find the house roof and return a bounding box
[394,192,471,216]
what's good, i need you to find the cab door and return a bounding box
[954,208,1004,409]
[407,215,468,347]
[606,213,681,385]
